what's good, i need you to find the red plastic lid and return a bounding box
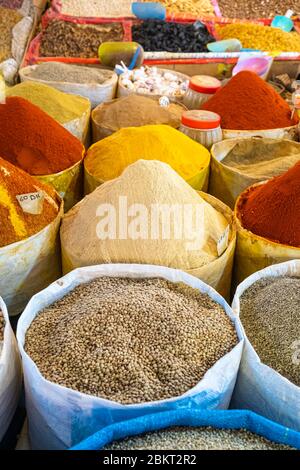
[181,110,221,130]
[189,75,221,94]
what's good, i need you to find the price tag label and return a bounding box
[16,191,44,215]
[217,225,230,257]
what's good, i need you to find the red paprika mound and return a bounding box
[201,71,298,130]
[238,162,300,247]
[0,96,83,176]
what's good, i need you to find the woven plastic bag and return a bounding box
[231,260,300,432]
[17,264,244,450]
[0,297,22,441]
[71,408,300,450]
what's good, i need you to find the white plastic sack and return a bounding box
[231,260,300,432]
[0,297,22,441]
[17,264,244,450]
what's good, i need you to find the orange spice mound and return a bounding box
[0,157,60,247]
[202,71,298,130]
[0,96,83,176]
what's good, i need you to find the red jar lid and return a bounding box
[181,110,221,130]
[189,75,221,94]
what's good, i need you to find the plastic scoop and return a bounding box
[99,42,144,69]
[132,2,166,20]
[207,39,242,53]
[232,56,273,80]
[271,9,294,32]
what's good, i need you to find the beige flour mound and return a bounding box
[61,160,228,272]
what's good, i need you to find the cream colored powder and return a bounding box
[61,160,228,272]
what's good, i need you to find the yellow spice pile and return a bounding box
[216,23,300,52]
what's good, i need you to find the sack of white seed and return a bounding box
[231,260,300,432]
[0,297,22,441]
[17,264,244,450]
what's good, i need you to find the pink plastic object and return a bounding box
[232,57,271,78]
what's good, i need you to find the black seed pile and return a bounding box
[132,20,215,53]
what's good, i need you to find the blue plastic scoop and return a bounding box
[132,2,166,20]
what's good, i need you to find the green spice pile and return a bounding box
[25,277,238,404]
[40,20,124,58]
[217,0,300,19]
[25,62,114,84]
[0,311,4,342]
[0,6,22,62]
[240,276,300,386]
[105,426,294,450]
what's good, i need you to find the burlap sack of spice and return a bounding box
[233,182,300,288]
[231,260,300,432]
[0,297,22,440]
[210,138,300,209]
[61,160,236,298]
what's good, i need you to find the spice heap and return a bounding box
[221,139,300,180]
[25,62,115,85]
[0,0,23,8]
[132,20,215,52]
[202,71,298,130]
[0,7,22,62]
[216,23,300,52]
[238,162,300,247]
[0,311,4,342]
[120,66,188,99]
[240,276,300,386]
[85,125,210,183]
[0,157,60,248]
[143,0,215,16]
[6,82,90,128]
[62,160,227,271]
[217,0,299,19]
[25,277,238,403]
[92,95,184,137]
[40,20,124,58]
[105,426,294,450]
[59,0,133,17]
[0,96,83,176]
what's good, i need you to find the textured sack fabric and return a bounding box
[70,408,300,450]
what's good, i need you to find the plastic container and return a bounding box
[131,2,166,20]
[232,56,273,81]
[271,10,294,33]
[207,39,242,53]
[98,42,144,69]
[183,75,221,110]
[179,110,222,149]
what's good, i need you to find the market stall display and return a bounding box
[84,125,210,192]
[0,157,63,315]
[17,264,243,449]
[62,160,236,298]
[91,95,185,142]
[232,260,300,432]
[209,138,300,208]
[6,81,91,143]
[19,62,118,108]
[0,96,84,210]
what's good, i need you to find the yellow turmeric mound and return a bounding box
[84,124,210,185]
